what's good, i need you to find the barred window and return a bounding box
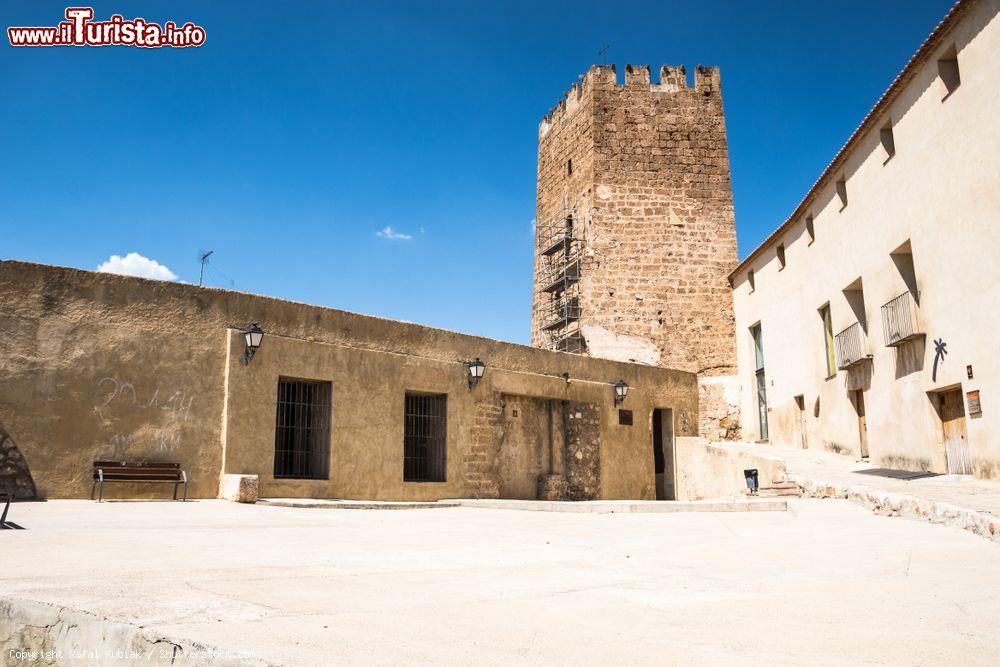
[273,378,331,479]
[403,393,447,482]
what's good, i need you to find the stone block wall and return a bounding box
[464,392,504,499]
[698,375,742,441]
[533,64,741,440]
[0,423,36,500]
[463,394,602,501]
[564,401,601,500]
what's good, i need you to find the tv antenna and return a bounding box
[198,250,214,286]
[598,44,611,65]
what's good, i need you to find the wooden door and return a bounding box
[940,389,971,474]
[853,390,869,458]
[795,396,807,449]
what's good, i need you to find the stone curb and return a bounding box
[0,595,279,666]
[449,499,787,513]
[257,498,787,513]
[791,475,1000,544]
[257,498,461,510]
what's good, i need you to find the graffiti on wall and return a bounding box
[92,377,195,459]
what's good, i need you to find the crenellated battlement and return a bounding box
[540,64,723,138]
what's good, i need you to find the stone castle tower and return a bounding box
[532,64,740,438]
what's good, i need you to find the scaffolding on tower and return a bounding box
[536,201,586,354]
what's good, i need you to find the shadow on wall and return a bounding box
[894,337,926,378]
[0,422,37,500]
[845,359,873,392]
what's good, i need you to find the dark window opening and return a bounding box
[880,123,896,162]
[273,378,331,479]
[890,239,918,298]
[567,159,573,176]
[618,409,633,425]
[937,45,960,99]
[748,269,755,292]
[836,177,848,210]
[777,243,786,270]
[404,393,447,482]
[843,277,867,333]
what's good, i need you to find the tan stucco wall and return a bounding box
[731,0,1000,476]
[0,260,698,500]
[674,437,785,501]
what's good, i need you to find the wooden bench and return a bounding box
[92,461,187,502]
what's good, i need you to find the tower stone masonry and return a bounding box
[532,64,740,439]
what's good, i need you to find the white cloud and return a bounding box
[96,252,178,281]
[376,226,412,241]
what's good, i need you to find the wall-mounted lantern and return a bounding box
[244,323,264,365]
[613,379,629,406]
[467,358,486,390]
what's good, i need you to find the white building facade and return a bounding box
[730,0,1000,477]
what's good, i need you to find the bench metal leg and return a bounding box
[182,471,188,502]
[1,494,10,529]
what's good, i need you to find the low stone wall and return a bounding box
[220,474,258,503]
[0,596,270,666]
[674,437,786,501]
[794,476,1000,544]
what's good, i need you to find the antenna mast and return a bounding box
[598,44,611,65]
[199,250,214,287]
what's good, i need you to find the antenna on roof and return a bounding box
[198,250,214,287]
[598,44,611,65]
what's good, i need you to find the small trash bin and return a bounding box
[744,468,759,494]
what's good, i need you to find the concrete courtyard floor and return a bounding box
[4,499,1000,666]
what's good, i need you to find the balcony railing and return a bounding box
[881,290,922,347]
[834,322,868,370]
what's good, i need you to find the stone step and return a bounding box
[758,488,801,498]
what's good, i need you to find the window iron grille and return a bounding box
[404,393,447,482]
[273,378,331,479]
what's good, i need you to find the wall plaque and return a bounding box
[967,390,982,415]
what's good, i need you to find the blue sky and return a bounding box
[1,0,953,343]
